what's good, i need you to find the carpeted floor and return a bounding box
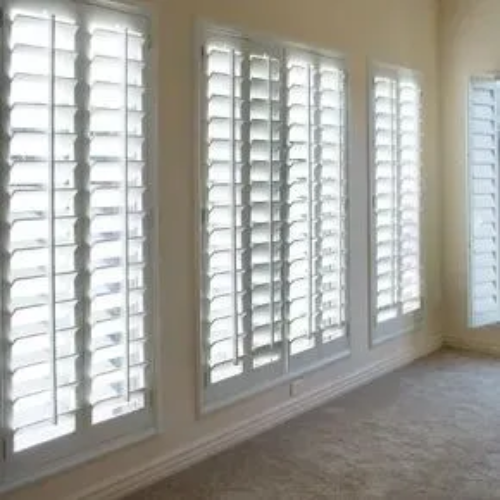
[125,350,500,499]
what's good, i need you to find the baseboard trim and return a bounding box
[78,336,442,500]
[444,336,500,357]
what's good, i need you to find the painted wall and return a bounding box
[440,0,500,349]
[4,0,441,498]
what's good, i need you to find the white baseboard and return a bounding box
[78,336,442,500]
[444,335,500,357]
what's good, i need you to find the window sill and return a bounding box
[201,336,351,415]
[0,411,157,495]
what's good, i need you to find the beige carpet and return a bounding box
[125,350,500,499]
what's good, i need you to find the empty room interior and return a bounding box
[3,0,500,498]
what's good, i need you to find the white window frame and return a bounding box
[0,0,159,492]
[368,62,424,346]
[196,24,351,413]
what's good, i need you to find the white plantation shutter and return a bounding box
[371,67,422,342]
[6,10,79,454]
[247,49,284,371]
[468,77,500,327]
[0,1,153,487]
[201,29,349,408]
[286,53,347,368]
[202,38,286,402]
[88,23,148,424]
[202,39,245,386]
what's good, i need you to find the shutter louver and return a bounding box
[468,78,500,327]
[372,68,422,339]
[6,11,79,452]
[88,25,148,423]
[287,55,347,357]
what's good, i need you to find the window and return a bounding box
[468,76,500,327]
[369,65,423,344]
[200,28,349,409]
[0,0,153,489]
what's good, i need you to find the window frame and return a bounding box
[0,0,160,492]
[196,23,351,414]
[368,62,424,347]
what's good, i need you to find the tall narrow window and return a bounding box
[201,29,348,409]
[370,66,422,344]
[0,1,153,489]
[468,77,500,327]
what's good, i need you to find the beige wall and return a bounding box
[4,1,441,498]
[440,0,500,347]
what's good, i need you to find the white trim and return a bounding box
[203,338,350,414]
[199,22,346,64]
[1,424,157,495]
[193,20,206,420]
[77,334,442,500]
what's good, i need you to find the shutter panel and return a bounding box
[468,77,500,327]
[287,55,316,355]
[287,54,347,359]
[372,67,422,340]
[88,24,148,423]
[202,40,245,385]
[399,75,422,316]
[373,73,399,325]
[248,50,283,369]
[202,38,284,394]
[317,61,347,344]
[6,11,79,452]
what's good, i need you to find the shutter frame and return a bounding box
[468,75,500,328]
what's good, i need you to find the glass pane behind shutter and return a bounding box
[88,25,148,424]
[7,11,78,452]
